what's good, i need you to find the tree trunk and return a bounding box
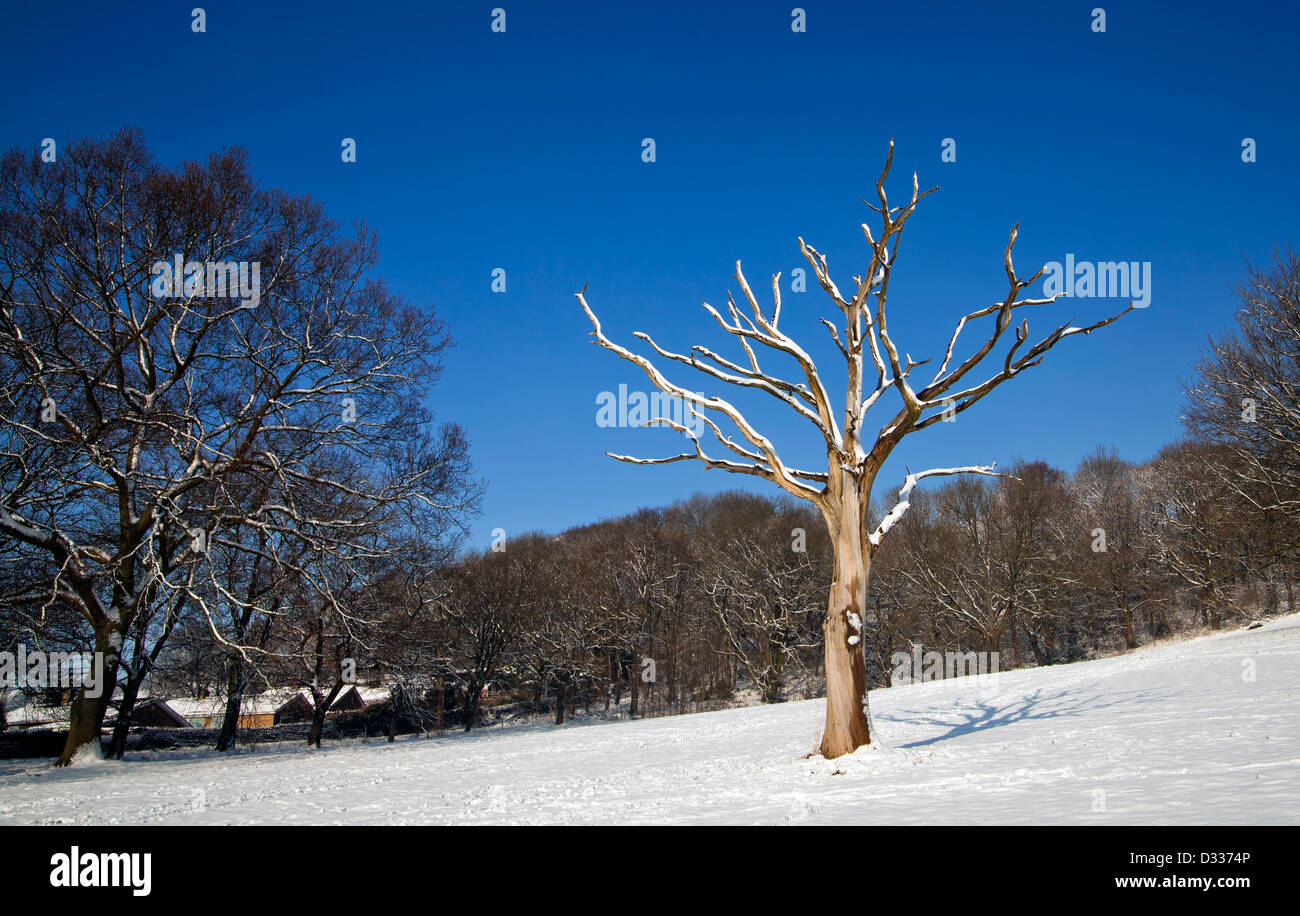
[1119,592,1136,649]
[55,623,119,766]
[462,682,481,732]
[306,682,343,749]
[761,669,782,705]
[107,674,143,759]
[604,651,612,711]
[1025,630,1051,666]
[629,653,640,717]
[554,681,566,725]
[215,658,245,752]
[819,501,872,759]
[308,704,328,748]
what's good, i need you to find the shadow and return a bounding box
[877,686,1176,748]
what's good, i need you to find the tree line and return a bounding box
[81,430,1300,746]
[362,435,1296,729]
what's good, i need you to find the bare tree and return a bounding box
[0,130,478,764]
[1071,447,1156,649]
[205,512,290,753]
[534,531,613,724]
[370,545,456,739]
[1185,250,1300,518]
[598,511,681,718]
[997,461,1080,664]
[892,475,1030,660]
[702,497,825,704]
[439,538,541,731]
[1184,252,1300,612]
[577,143,1132,757]
[1145,441,1252,630]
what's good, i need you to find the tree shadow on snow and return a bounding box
[878,686,1175,748]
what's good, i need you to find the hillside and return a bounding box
[2,614,1297,825]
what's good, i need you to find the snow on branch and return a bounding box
[867,465,1006,550]
[577,287,826,505]
[576,139,1133,543]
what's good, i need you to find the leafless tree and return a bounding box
[370,547,456,738]
[605,512,681,717]
[1071,447,1158,648]
[1184,252,1300,611]
[1185,251,1300,518]
[0,130,478,764]
[702,497,825,704]
[439,538,541,731]
[577,144,1132,756]
[204,512,290,753]
[997,462,1081,664]
[1144,442,1252,630]
[893,476,1017,658]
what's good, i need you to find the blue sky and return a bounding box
[3,0,1297,547]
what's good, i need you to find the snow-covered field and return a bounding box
[3,615,1297,825]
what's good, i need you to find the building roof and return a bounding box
[0,683,392,731]
[356,686,391,704]
[167,690,298,721]
[2,701,70,729]
[165,685,381,721]
[120,697,192,728]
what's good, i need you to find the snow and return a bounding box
[868,499,908,546]
[2,614,1298,825]
[166,693,289,722]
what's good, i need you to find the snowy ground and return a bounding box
[2,614,1297,825]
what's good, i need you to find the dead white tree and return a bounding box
[577,143,1133,758]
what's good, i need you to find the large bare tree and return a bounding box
[0,129,479,764]
[577,144,1133,757]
